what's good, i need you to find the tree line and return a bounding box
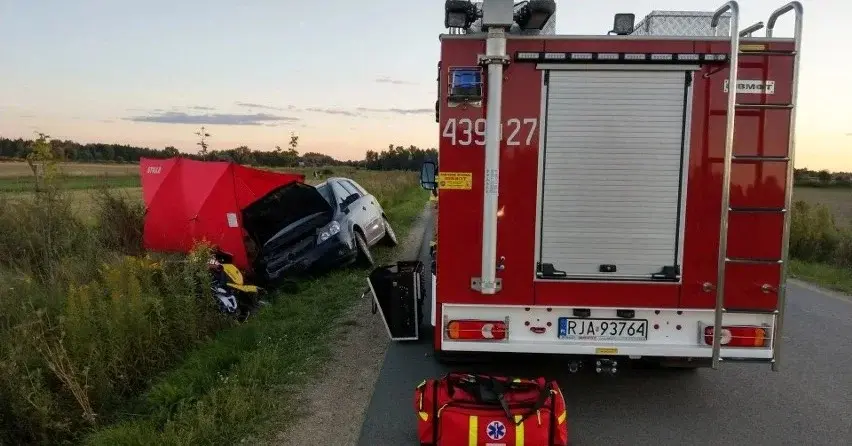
[1,136,847,183]
[793,168,852,188]
[0,136,437,171]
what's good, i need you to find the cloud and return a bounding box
[375,76,418,86]
[235,101,288,111]
[125,111,299,126]
[304,107,363,117]
[188,105,215,111]
[356,107,432,115]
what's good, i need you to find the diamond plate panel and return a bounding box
[630,10,732,37]
[465,1,557,35]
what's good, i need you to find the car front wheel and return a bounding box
[354,230,374,267]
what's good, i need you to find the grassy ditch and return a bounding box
[84,185,427,445]
[0,170,428,445]
[787,199,852,294]
[788,260,852,295]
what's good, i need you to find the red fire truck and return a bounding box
[373,0,803,373]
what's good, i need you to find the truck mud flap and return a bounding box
[366,261,423,341]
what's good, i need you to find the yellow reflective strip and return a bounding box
[558,410,566,425]
[416,379,426,389]
[418,392,423,411]
[515,415,524,446]
[468,415,478,446]
[418,411,429,421]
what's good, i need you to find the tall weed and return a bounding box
[789,199,852,266]
[0,187,226,445]
[91,187,145,255]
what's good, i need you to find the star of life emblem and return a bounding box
[486,420,506,440]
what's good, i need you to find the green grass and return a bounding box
[83,186,429,445]
[789,259,852,295]
[0,175,140,192]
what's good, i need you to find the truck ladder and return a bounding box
[710,1,803,370]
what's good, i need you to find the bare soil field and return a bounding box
[793,187,852,225]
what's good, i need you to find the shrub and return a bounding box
[91,187,145,256]
[0,189,92,282]
[789,199,852,267]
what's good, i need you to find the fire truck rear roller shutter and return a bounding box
[538,69,689,280]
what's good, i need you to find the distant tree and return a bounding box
[289,132,299,152]
[25,132,59,191]
[231,146,254,164]
[195,126,211,156]
[3,135,430,173]
[362,144,437,171]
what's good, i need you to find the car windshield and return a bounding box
[315,183,334,205]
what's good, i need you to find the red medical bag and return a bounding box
[414,373,569,445]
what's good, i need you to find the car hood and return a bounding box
[241,182,334,247]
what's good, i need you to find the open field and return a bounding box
[0,161,369,192]
[2,162,851,232]
[0,161,139,177]
[793,186,852,225]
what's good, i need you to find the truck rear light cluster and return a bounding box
[446,319,507,341]
[703,325,768,348]
[515,51,728,64]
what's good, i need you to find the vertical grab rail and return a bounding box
[766,1,803,372]
[710,1,740,370]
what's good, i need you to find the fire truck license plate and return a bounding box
[557,318,648,341]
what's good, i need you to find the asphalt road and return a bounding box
[357,220,852,445]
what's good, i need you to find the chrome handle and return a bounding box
[703,282,716,292]
[761,284,778,294]
[767,1,803,38]
[740,21,764,37]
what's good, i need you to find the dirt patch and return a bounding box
[263,204,431,446]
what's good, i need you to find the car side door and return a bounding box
[338,179,381,243]
[345,179,383,241]
[331,180,369,239]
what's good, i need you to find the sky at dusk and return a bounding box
[0,0,849,168]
